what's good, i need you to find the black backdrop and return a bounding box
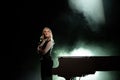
[11,0,120,80]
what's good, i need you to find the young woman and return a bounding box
[37,27,55,80]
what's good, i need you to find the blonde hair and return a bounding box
[41,27,54,41]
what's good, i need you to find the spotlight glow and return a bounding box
[68,0,105,31]
[55,47,93,57]
[70,48,93,56]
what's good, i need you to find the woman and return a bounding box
[37,27,55,80]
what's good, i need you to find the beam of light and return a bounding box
[68,0,105,32]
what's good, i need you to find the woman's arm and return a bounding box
[43,41,53,54]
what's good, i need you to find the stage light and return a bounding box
[68,0,105,31]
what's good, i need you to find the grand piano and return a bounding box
[52,56,120,80]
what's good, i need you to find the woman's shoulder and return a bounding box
[49,39,55,45]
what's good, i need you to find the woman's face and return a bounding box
[43,28,51,38]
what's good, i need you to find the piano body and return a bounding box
[52,56,120,80]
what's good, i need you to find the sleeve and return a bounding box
[43,40,54,54]
[39,39,47,47]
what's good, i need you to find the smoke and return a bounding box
[52,40,119,80]
[52,39,118,68]
[79,71,119,80]
[68,0,105,32]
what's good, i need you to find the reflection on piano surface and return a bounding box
[52,56,120,80]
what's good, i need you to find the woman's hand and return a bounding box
[37,45,44,55]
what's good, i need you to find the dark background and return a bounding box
[14,0,120,55]
[8,0,120,80]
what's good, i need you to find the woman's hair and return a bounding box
[41,27,54,41]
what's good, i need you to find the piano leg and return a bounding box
[62,76,82,80]
[70,77,81,80]
[64,76,81,80]
[65,77,70,80]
